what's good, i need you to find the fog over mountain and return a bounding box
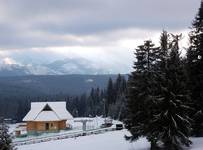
[0,57,127,76]
[0,0,200,75]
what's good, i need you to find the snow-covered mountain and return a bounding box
[45,58,107,75]
[0,64,29,76]
[0,57,111,76]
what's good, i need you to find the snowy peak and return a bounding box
[45,58,107,75]
[0,57,110,76]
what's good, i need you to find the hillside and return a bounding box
[16,129,203,150]
[0,74,122,97]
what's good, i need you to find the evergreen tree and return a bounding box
[0,121,14,150]
[145,31,171,149]
[106,78,115,104]
[107,74,127,119]
[186,0,203,136]
[115,74,122,95]
[78,94,87,116]
[150,34,192,149]
[117,76,127,120]
[106,78,115,116]
[125,33,192,150]
[125,40,159,146]
[157,30,170,71]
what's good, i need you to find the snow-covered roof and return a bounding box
[23,102,73,122]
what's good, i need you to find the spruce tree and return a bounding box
[106,78,115,104]
[125,33,192,150]
[145,31,171,149]
[150,34,192,149]
[187,0,203,136]
[125,40,159,146]
[106,78,115,116]
[157,30,170,71]
[0,121,14,150]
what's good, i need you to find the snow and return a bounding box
[8,124,18,134]
[23,102,73,121]
[17,130,150,150]
[9,117,203,150]
[190,137,203,150]
[16,130,203,150]
[85,79,94,83]
[34,111,60,121]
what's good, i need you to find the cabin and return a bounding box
[23,102,73,134]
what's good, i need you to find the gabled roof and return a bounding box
[23,102,73,122]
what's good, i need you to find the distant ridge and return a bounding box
[0,57,129,76]
[0,74,127,97]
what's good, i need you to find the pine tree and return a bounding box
[150,34,192,149]
[157,30,170,71]
[186,0,203,136]
[106,74,127,119]
[106,78,115,116]
[125,33,192,150]
[78,94,87,116]
[145,31,171,149]
[0,121,14,150]
[125,40,159,146]
[117,75,127,120]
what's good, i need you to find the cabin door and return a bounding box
[45,123,49,130]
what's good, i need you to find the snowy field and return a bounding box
[16,129,203,150]
[17,130,149,150]
[9,117,203,150]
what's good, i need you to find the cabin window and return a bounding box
[50,123,53,127]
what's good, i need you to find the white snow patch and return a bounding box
[17,130,150,150]
[23,102,73,121]
[85,79,94,83]
[190,137,203,150]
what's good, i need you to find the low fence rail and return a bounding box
[13,127,116,146]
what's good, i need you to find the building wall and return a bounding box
[59,120,66,129]
[27,121,36,131]
[26,120,67,133]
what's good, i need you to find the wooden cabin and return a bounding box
[23,102,73,134]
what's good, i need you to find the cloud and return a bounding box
[0,0,201,73]
[0,0,200,49]
[0,28,191,73]
[2,57,17,65]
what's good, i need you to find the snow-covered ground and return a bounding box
[9,117,203,150]
[16,129,203,150]
[190,137,203,150]
[17,130,149,150]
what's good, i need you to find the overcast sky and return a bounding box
[0,0,201,73]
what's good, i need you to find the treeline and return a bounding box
[67,74,127,120]
[125,1,203,150]
[0,74,127,122]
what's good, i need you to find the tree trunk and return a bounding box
[151,142,159,150]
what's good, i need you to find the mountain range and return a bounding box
[0,57,117,76]
[0,74,120,97]
[0,57,127,97]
